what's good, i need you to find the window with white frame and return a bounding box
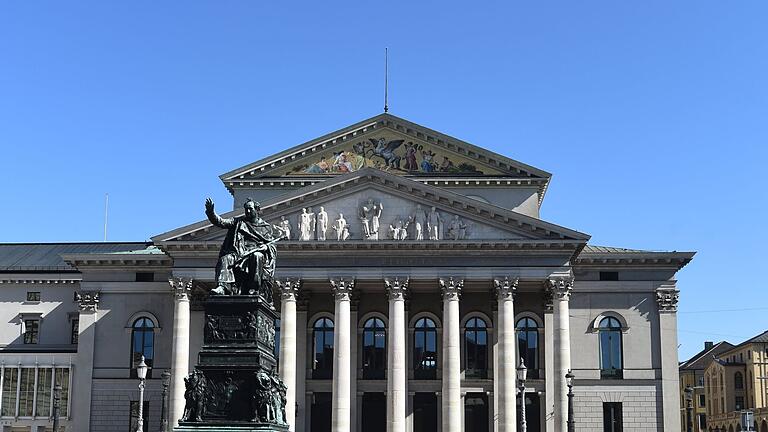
[0,366,70,418]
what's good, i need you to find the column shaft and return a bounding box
[657,286,682,432]
[278,279,300,432]
[386,279,408,432]
[549,277,573,432]
[441,278,462,432]
[72,292,99,432]
[494,277,517,432]
[169,278,192,428]
[331,279,354,432]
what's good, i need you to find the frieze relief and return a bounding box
[272,189,522,243]
[204,310,275,348]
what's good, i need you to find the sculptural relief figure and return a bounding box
[270,372,288,424]
[316,206,329,241]
[359,199,384,240]
[388,217,409,241]
[205,316,223,341]
[411,205,428,241]
[427,206,443,240]
[182,370,207,422]
[332,213,350,241]
[205,198,286,296]
[447,215,468,240]
[298,208,315,241]
[278,216,291,240]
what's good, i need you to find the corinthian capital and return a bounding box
[440,277,463,301]
[276,278,301,301]
[494,277,519,301]
[330,278,355,301]
[547,276,574,300]
[385,277,409,301]
[76,291,100,312]
[656,287,680,313]
[169,277,193,300]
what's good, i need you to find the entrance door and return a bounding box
[310,392,332,432]
[362,392,386,432]
[413,392,438,431]
[465,392,489,432]
[524,393,541,432]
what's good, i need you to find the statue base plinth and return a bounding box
[175,423,288,432]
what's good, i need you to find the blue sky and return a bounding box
[1,1,766,360]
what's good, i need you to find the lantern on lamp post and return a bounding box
[517,358,528,432]
[566,370,575,432]
[136,355,149,432]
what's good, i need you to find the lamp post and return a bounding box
[52,382,62,432]
[684,385,693,432]
[517,358,528,432]
[136,355,149,432]
[566,370,575,432]
[160,370,171,432]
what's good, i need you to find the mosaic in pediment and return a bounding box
[287,137,504,176]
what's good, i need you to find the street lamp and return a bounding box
[52,383,62,432]
[517,358,528,432]
[566,370,575,432]
[684,385,693,432]
[160,370,171,432]
[136,355,149,432]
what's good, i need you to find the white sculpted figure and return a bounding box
[427,206,443,240]
[279,216,292,240]
[316,206,329,241]
[447,215,468,240]
[388,217,409,241]
[359,198,384,240]
[332,213,350,241]
[411,204,428,241]
[298,208,315,241]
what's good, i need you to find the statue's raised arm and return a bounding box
[205,198,235,229]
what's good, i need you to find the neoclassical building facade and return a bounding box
[0,113,693,432]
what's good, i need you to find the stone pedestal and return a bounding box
[174,296,288,432]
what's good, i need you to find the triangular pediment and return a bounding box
[219,113,551,182]
[153,168,588,245]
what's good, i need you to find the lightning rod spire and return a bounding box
[384,47,389,113]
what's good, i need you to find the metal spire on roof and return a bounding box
[384,47,389,113]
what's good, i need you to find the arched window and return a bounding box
[414,317,437,380]
[313,317,334,379]
[362,317,386,379]
[735,372,744,389]
[464,317,488,378]
[131,317,154,378]
[598,316,623,379]
[516,317,540,379]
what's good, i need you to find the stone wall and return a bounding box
[573,385,663,432]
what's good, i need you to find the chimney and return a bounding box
[705,341,714,350]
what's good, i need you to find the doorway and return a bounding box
[464,392,489,432]
[310,392,332,432]
[362,392,386,432]
[413,392,438,431]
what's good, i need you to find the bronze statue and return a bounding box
[182,370,207,422]
[205,198,287,297]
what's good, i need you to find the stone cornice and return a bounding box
[224,177,548,190]
[0,277,79,285]
[62,253,172,269]
[573,251,694,271]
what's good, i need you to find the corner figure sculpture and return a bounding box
[205,198,287,296]
[182,370,207,422]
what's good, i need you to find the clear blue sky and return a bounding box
[1,1,766,360]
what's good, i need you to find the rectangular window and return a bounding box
[18,368,35,417]
[603,402,623,432]
[129,401,150,432]
[599,271,619,281]
[735,396,744,410]
[698,394,705,407]
[24,319,39,344]
[26,292,40,302]
[54,368,70,417]
[70,318,79,344]
[135,272,154,282]
[35,368,53,417]
[698,413,707,429]
[1,368,19,416]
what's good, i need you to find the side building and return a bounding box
[0,113,694,432]
[679,341,735,431]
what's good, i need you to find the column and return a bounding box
[385,278,408,432]
[278,278,301,432]
[494,277,518,432]
[72,291,99,432]
[543,290,555,432]
[548,276,573,432]
[331,278,354,432]
[657,285,682,432]
[169,277,192,428]
[440,277,462,432]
